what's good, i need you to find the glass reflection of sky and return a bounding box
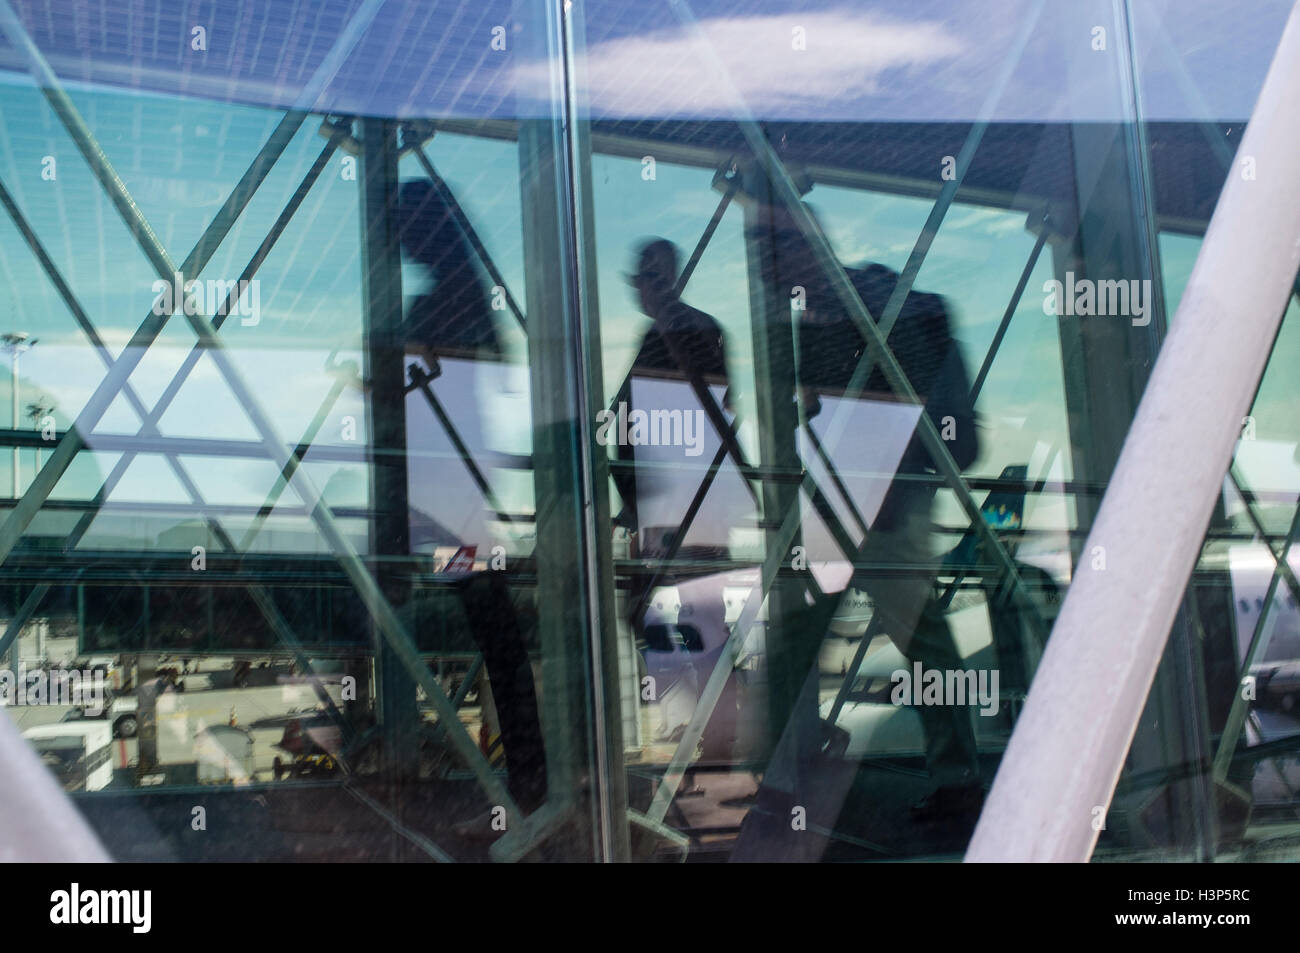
[0,0,1288,122]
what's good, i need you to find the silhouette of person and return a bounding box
[618,238,740,780]
[397,179,547,818]
[758,198,984,824]
[614,239,730,542]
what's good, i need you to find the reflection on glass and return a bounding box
[0,0,1294,863]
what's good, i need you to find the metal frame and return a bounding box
[0,0,511,861]
[635,0,1055,831]
[0,129,352,724]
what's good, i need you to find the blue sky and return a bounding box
[566,0,1293,122]
[1,0,1291,122]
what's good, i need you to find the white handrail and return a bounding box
[966,0,1300,862]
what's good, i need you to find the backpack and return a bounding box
[798,263,980,473]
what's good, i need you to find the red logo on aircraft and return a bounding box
[442,546,477,575]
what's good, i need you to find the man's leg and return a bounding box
[457,571,548,812]
[899,598,979,792]
[853,491,980,797]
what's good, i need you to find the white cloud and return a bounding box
[944,205,1027,238]
[531,11,966,118]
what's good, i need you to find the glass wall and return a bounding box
[0,0,1293,862]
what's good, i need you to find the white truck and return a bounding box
[61,690,139,739]
[24,721,114,792]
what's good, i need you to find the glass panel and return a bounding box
[570,0,1282,861]
[0,0,605,861]
[0,0,1293,865]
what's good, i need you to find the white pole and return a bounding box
[966,0,1300,863]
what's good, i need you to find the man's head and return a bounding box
[628,238,680,316]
